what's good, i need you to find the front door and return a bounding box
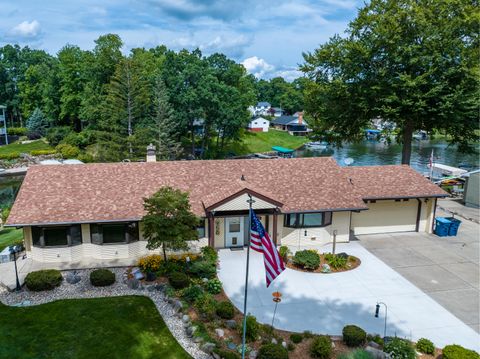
[225,217,244,247]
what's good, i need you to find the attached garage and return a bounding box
[352,199,418,235]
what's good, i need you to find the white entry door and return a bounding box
[225,217,244,247]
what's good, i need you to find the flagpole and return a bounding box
[241,194,254,359]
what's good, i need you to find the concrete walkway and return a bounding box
[218,243,480,351]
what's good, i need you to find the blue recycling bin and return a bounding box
[434,217,451,237]
[446,217,462,236]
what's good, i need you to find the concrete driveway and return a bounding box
[358,211,480,334]
[218,242,480,351]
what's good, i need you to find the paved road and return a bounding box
[358,210,480,334]
[218,242,480,351]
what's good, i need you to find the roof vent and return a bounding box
[241,174,246,181]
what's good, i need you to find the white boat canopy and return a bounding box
[429,163,468,177]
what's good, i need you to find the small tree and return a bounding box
[26,108,49,136]
[142,187,199,261]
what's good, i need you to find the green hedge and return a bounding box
[25,269,63,291]
[257,343,289,359]
[342,325,367,347]
[0,152,21,160]
[443,344,480,359]
[90,269,115,287]
[293,250,320,270]
[216,301,235,319]
[310,336,332,359]
[30,149,57,156]
[290,333,303,344]
[169,271,190,289]
[7,127,28,136]
[416,338,435,355]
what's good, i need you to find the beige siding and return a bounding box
[81,224,91,243]
[352,200,417,235]
[213,217,225,248]
[23,226,32,252]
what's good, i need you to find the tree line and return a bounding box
[0,35,304,161]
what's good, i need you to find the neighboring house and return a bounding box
[252,102,271,117]
[462,170,480,208]
[248,117,270,132]
[6,156,447,265]
[271,107,283,117]
[271,112,311,136]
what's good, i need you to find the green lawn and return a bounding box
[0,139,53,156]
[226,129,309,156]
[0,296,191,359]
[0,227,23,251]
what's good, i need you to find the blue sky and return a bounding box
[0,0,363,80]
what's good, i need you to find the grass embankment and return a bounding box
[0,296,192,359]
[0,140,53,159]
[227,129,309,155]
[0,228,23,251]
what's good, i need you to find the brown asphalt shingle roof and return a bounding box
[6,158,447,226]
[7,157,365,226]
[343,165,448,200]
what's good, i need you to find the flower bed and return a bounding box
[285,250,361,274]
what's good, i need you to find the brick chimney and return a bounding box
[298,112,303,125]
[146,143,156,162]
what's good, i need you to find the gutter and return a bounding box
[363,194,448,201]
[415,198,422,232]
[5,217,144,228]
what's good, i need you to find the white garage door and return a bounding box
[352,200,418,235]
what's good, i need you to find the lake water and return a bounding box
[0,139,478,209]
[296,139,480,175]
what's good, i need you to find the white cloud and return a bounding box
[241,56,275,78]
[9,20,41,39]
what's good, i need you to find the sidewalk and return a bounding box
[438,198,479,223]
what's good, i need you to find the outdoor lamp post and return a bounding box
[375,302,388,338]
[271,291,282,328]
[9,245,21,291]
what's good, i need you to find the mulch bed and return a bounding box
[286,254,361,273]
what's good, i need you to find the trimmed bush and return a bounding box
[343,325,367,347]
[213,349,240,359]
[206,278,222,294]
[310,336,332,359]
[257,343,288,359]
[416,338,435,355]
[188,260,217,279]
[0,152,21,160]
[46,126,72,147]
[90,269,115,287]
[7,127,28,136]
[293,250,320,270]
[443,344,480,359]
[290,333,303,344]
[216,301,235,319]
[384,338,415,359]
[195,293,217,320]
[201,246,218,263]
[168,271,190,289]
[182,285,204,303]
[324,253,348,269]
[30,149,57,156]
[25,269,62,291]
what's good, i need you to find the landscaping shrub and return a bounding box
[56,143,80,158]
[290,333,303,344]
[443,344,480,359]
[206,278,222,294]
[213,349,240,359]
[90,269,115,287]
[138,254,162,273]
[168,271,190,289]
[194,293,217,320]
[46,126,72,146]
[188,260,216,279]
[25,269,62,291]
[338,349,374,359]
[243,315,259,342]
[216,301,235,319]
[181,285,204,303]
[324,253,348,269]
[310,335,332,359]
[279,246,290,263]
[0,152,21,160]
[293,250,320,270]
[8,127,28,136]
[343,325,367,347]
[257,343,289,359]
[416,338,435,355]
[158,260,184,275]
[201,246,218,263]
[287,343,295,351]
[384,338,415,359]
[367,334,384,347]
[303,330,314,338]
[30,149,57,156]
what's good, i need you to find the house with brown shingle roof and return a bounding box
[6,156,447,264]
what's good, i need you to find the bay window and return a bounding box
[90,222,139,245]
[32,225,82,247]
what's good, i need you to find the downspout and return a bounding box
[415,198,422,232]
[431,198,438,233]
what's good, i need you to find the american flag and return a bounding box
[250,210,285,287]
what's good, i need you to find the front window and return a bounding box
[197,220,206,239]
[284,212,332,228]
[32,225,82,247]
[90,222,139,245]
[229,219,241,232]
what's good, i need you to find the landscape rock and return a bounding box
[321,264,331,273]
[182,314,190,323]
[186,325,197,337]
[337,252,349,259]
[225,320,237,329]
[281,341,287,348]
[249,350,257,359]
[173,300,183,312]
[368,341,381,349]
[147,285,156,292]
[365,345,387,359]
[194,336,203,343]
[212,353,221,359]
[201,342,216,354]
[155,284,165,292]
[66,271,81,285]
[271,338,278,344]
[214,328,224,338]
[331,341,336,348]
[227,342,236,350]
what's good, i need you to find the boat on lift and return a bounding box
[304,141,328,150]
